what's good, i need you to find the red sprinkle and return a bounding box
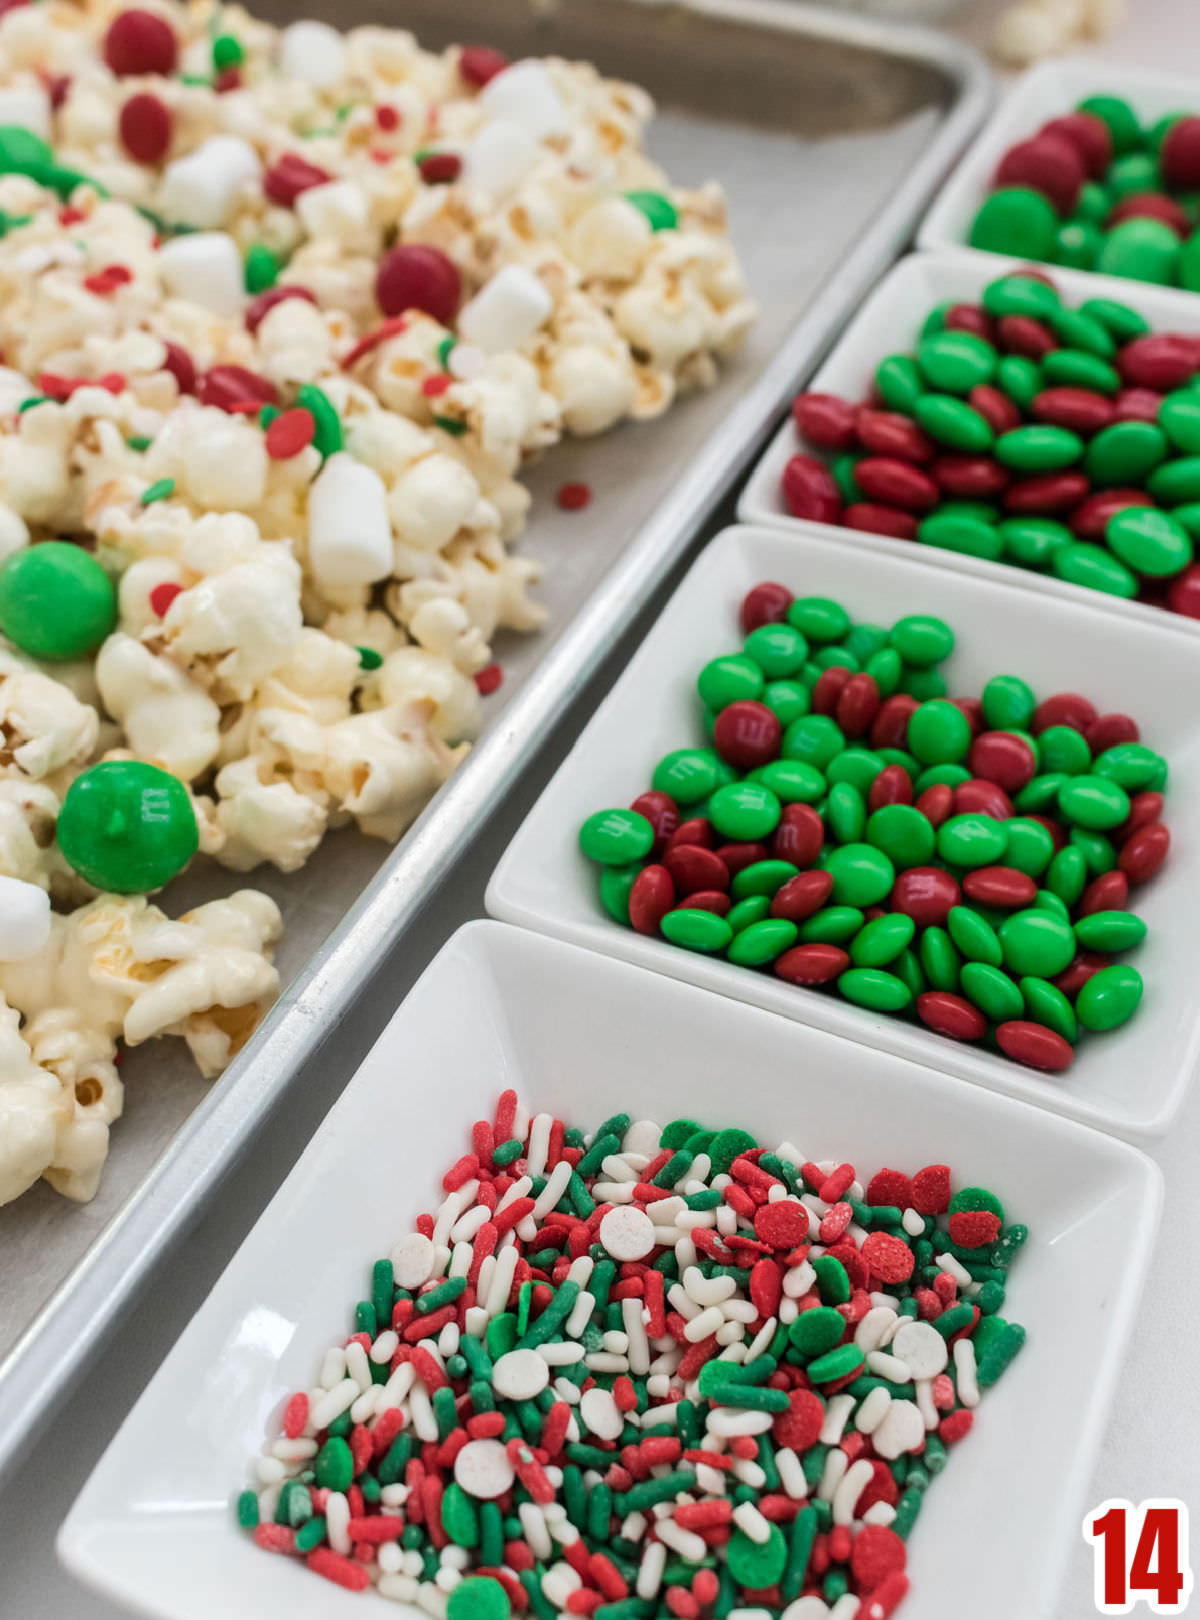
[265,408,316,460]
[557,481,593,511]
[148,581,183,619]
[104,8,178,76]
[474,663,504,696]
[119,91,172,164]
[306,1547,371,1591]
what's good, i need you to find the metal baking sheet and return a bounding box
[0,0,989,1471]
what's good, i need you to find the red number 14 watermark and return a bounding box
[1083,1500,1194,1614]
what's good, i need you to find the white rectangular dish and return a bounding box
[58,920,1161,1620]
[487,523,1200,1139]
[738,251,1200,633]
[917,58,1200,267]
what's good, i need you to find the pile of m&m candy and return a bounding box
[240,1089,1027,1619]
[970,97,1200,287]
[784,270,1200,615]
[578,588,1170,1074]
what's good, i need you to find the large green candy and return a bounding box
[907,699,971,765]
[998,909,1076,978]
[579,809,654,865]
[0,541,117,661]
[969,188,1058,260]
[1076,964,1143,1029]
[57,761,198,893]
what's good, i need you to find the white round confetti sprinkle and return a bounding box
[0,876,50,961]
[891,1320,949,1380]
[870,1398,926,1460]
[599,1204,656,1262]
[392,1232,436,1290]
[579,1387,623,1442]
[453,1438,515,1499]
[492,1348,550,1401]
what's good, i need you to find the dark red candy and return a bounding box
[1113,387,1165,424]
[376,244,461,324]
[1032,691,1096,733]
[843,503,918,540]
[630,790,679,853]
[914,783,954,828]
[890,867,960,926]
[1120,822,1169,884]
[772,803,825,868]
[994,132,1085,214]
[1079,870,1129,915]
[944,304,994,341]
[104,7,178,75]
[968,730,1036,792]
[263,152,332,207]
[811,666,851,718]
[836,673,882,738]
[664,844,729,895]
[793,392,858,451]
[967,384,1022,436]
[198,364,278,412]
[1069,488,1153,539]
[1118,333,1200,392]
[997,314,1059,360]
[713,700,782,769]
[1122,791,1164,836]
[854,409,935,463]
[1028,814,1065,852]
[1107,192,1190,236]
[1168,564,1200,618]
[1159,115,1200,189]
[629,866,674,935]
[459,45,509,87]
[1003,472,1090,513]
[995,1020,1075,1072]
[854,457,940,512]
[1041,112,1112,178]
[952,695,984,735]
[870,694,919,750]
[1031,386,1115,436]
[162,340,195,395]
[868,763,914,810]
[953,778,1014,820]
[417,152,462,185]
[119,91,172,163]
[667,817,715,850]
[244,284,318,334]
[740,581,794,633]
[916,992,987,1042]
[716,842,769,876]
[770,869,835,922]
[782,455,842,524]
[1055,952,1108,997]
[680,890,731,917]
[931,454,1009,500]
[962,866,1037,908]
[1085,712,1139,752]
[775,943,849,985]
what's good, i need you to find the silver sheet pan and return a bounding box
[0,0,989,1474]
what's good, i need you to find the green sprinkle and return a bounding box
[17,396,49,413]
[296,382,343,457]
[140,477,175,505]
[212,33,245,69]
[294,1515,327,1552]
[437,334,458,371]
[235,1489,259,1528]
[433,413,467,436]
[126,434,152,451]
[244,242,279,294]
[417,1275,467,1314]
[492,1137,523,1166]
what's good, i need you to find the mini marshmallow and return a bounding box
[479,60,570,139]
[0,86,51,140]
[158,135,262,229]
[458,265,553,354]
[279,19,347,88]
[157,232,245,319]
[0,876,50,961]
[307,453,394,588]
[461,120,539,199]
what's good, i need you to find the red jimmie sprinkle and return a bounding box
[474,663,503,696]
[148,581,183,618]
[557,481,593,511]
[265,407,316,460]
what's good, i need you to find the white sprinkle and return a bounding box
[817,1447,848,1502]
[745,1318,777,1363]
[270,1438,317,1462]
[580,1387,624,1441]
[409,1381,439,1443]
[866,1350,912,1384]
[915,1377,939,1431]
[706,1408,774,1437]
[450,1205,491,1244]
[586,1353,630,1374]
[655,1520,707,1561]
[485,1245,519,1318]
[684,1305,725,1343]
[832,1458,875,1525]
[600,1205,656,1262]
[379,1576,420,1604]
[454,1438,515,1500]
[492,1348,551,1401]
[871,1398,926,1460]
[532,1160,573,1220]
[902,1207,926,1237]
[830,1598,862,1620]
[254,1455,286,1485]
[732,1501,772,1544]
[379,1360,415,1411]
[526,1114,553,1178]
[539,1341,584,1365]
[854,1307,900,1354]
[856,1386,892,1436]
[345,1340,372,1391]
[783,1261,817,1299]
[392,1232,437,1290]
[326,1491,351,1555]
[892,1320,949,1380]
[636,1539,666,1600]
[565,1290,596,1339]
[820,1394,855,1444]
[936,1252,974,1289]
[519,1501,552,1561]
[776,1446,809,1500]
[954,1337,981,1408]
[371,1330,400,1364]
[862,1502,896,1528]
[622,1296,651,1375]
[350,1384,380,1423]
[732,1458,766,1488]
[319,1347,346,1389]
[309,1378,358,1431]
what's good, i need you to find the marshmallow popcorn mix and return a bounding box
[0,0,755,1208]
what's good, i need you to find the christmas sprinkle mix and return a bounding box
[579,586,1169,1073]
[785,269,1200,618]
[238,1091,1027,1618]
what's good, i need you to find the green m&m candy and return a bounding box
[1106,508,1193,578]
[1077,95,1141,153]
[0,541,117,661]
[624,190,678,232]
[57,761,199,892]
[969,188,1058,260]
[579,809,654,865]
[448,1577,511,1620]
[1096,218,1179,285]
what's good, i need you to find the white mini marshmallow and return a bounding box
[457,265,552,354]
[0,876,49,960]
[158,135,262,229]
[157,232,245,318]
[479,60,569,139]
[461,120,539,199]
[279,19,347,88]
[307,453,394,589]
[0,86,51,140]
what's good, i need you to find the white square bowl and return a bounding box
[917,58,1200,267]
[58,920,1161,1620]
[739,251,1200,634]
[487,523,1200,1139]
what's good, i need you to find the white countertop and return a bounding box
[4,4,1200,1616]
